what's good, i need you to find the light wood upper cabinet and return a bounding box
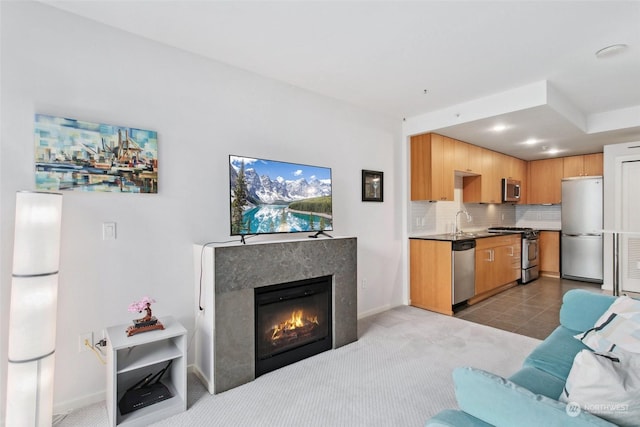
[483,151,503,204]
[410,134,599,205]
[453,139,468,172]
[494,152,510,177]
[463,149,502,204]
[563,154,603,178]
[463,151,526,204]
[411,133,454,201]
[583,153,604,176]
[507,157,527,182]
[562,155,584,178]
[468,144,483,174]
[528,158,564,204]
[454,139,482,174]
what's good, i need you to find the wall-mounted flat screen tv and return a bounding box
[229,155,333,236]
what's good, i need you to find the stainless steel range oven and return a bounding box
[488,227,539,284]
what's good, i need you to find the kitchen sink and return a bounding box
[451,231,500,239]
[450,232,478,238]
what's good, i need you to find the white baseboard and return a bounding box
[190,364,214,394]
[53,390,105,417]
[52,365,204,418]
[357,304,393,319]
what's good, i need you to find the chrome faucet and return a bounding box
[455,210,472,235]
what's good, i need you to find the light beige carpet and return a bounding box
[56,305,540,426]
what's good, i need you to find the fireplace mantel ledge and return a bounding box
[198,235,355,248]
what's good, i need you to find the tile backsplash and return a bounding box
[409,175,516,235]
[409,176,563,236]
[516,204,561,230]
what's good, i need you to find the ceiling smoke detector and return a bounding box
[595,44,628,58]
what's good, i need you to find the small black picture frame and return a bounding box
[362,170,383,202]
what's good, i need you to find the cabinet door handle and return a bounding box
[508,246,514,256]
[484,250,492,262]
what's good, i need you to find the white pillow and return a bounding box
[574,295,640,353]
[560,349,640,426]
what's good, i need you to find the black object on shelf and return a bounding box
[118,360,173,415]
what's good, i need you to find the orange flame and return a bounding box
[271,310,319,340]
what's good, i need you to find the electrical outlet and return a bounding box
[79,332,93,353]
[361,278,367,289]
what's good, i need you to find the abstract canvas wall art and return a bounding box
[34,114,158,193]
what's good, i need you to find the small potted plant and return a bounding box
[126,296,165,337]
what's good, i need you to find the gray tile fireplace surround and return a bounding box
[194,237,358,394]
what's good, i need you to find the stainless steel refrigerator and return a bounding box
[561,177,603,283]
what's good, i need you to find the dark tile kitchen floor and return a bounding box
[454,276,606,340]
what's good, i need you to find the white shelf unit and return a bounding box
[105,316,187,427]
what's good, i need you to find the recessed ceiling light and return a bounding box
[492,124,507,132]
[595,44,628,58]
[546,148,560,155]
[525,138,537,145]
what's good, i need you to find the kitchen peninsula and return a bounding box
[410,232,521,315]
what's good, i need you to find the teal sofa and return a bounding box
[427,289,619,427]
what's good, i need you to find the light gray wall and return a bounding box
[0,2,403,415]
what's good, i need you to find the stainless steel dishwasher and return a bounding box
[452,240,476,304]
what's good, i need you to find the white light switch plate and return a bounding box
[102,222,116,240]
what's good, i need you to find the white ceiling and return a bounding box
[45,0,640,160]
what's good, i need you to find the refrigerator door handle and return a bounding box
[562,233,582,237]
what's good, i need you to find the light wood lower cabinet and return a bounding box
[410,235,522,314]
[409,239,453,315]
[539,231,560,277]
[474,235,521,296]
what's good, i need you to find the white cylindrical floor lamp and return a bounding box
[5,191,63,426]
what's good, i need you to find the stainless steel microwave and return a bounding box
[502,178,521,202]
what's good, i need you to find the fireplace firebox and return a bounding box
[254,275,332,377]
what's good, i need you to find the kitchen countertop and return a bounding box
[410,231,511,242]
